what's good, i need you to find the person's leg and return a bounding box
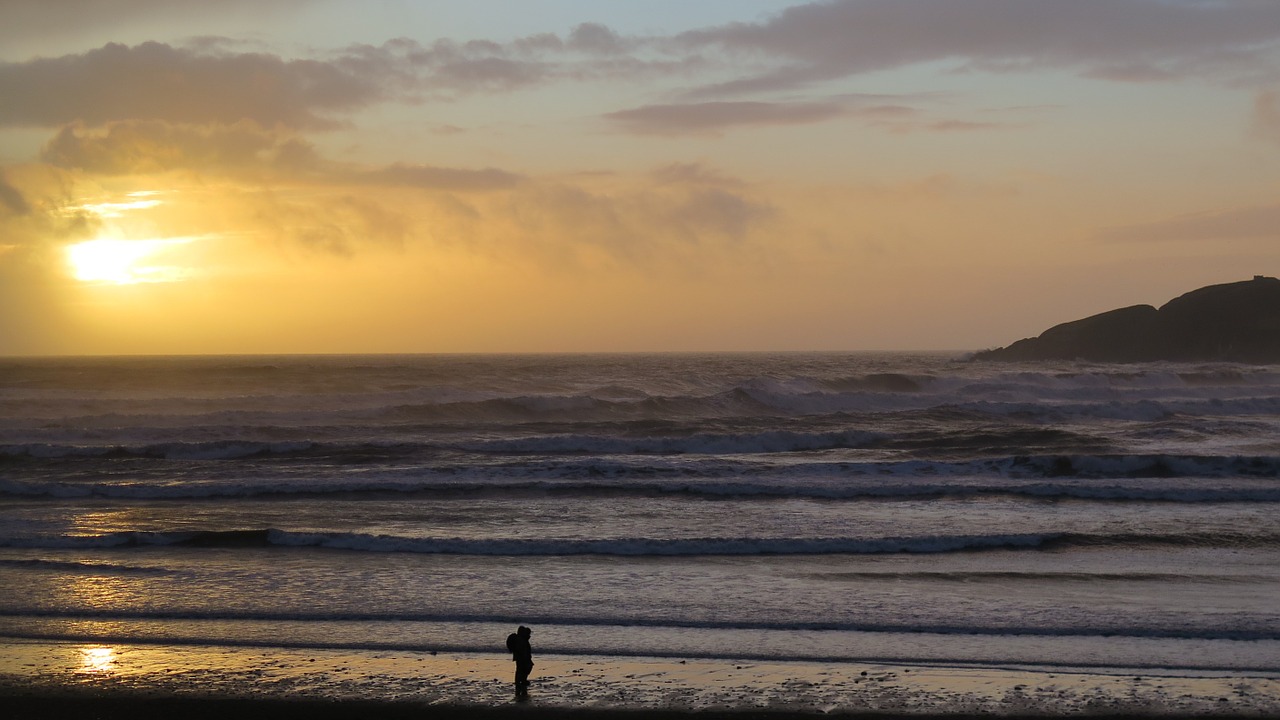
[515,662,532,693]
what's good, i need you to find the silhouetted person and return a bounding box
[506,625,533,695]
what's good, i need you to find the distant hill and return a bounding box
[974,276,1280,363]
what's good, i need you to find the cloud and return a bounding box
[495,179,775,267]
[250,191,413,256]
[567,23,632,55]
[0,174,30,216]
[355,163,524,192]
[924,120,1004,132]
[1099,203,1280,243]
[677,0,1280,96]
[668,187,772,240]
[0,41,378,129]
[40,121,321,175]
[0,27,693,131]
[352,32,695,94]
[39,120,523,193]
[5,2,1275,138]
[1253,90,1280,144]
[650,162,746,187]
[234,166,776,266]
[0,164,105,266]
[603,95,988,136]
[0,1,309,51]
[428,56,551,92]
[604,100,848,135]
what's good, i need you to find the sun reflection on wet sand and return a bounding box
[77,645,117,675]
[0,640,1276,715]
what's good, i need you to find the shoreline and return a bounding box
[6,693,1278,720]
[2,638,1277,717]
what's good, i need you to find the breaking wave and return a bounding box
[3,452,1277,501]
[3,528,1275,554]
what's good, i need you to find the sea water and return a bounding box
[1,353,1277,675]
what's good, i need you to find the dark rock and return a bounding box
[975,276,1280,362]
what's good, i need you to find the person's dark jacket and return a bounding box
[507,633,532,665]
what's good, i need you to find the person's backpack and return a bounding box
[506,633,519,655]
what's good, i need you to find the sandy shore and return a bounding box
[1,638,1277,717]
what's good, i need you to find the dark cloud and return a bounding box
[0,25,679,132]
[0,42,377,129]
[5,2,1274,138]
[376,33,694,92]
[0,1,310,53]
[604,100,847,135]
[604,96,951,136]
[677,0,1280,95]
[430,57,550,92]
[1099,203,1280,243]
[567,23,631,55]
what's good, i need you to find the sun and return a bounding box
[66,237,193,285]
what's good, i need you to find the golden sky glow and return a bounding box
[0,0,1278,355]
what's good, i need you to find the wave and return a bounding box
[0,424,1094,461]
[3,609,1276,643]
[6,362,1280,431]
[794,569,1267,583]
[3,453,1278,501]
[464,429,890,455]
[2,528,1273,554]
[0,440,323,461]
[0,558,177,575]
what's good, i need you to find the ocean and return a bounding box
[1,352,1278,683]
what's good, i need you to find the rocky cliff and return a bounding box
[974,276,1280,362]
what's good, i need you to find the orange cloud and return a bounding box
[40,121,319,175]
[39,120,526,195]
[0,173,30,216]
[355,164,524,192]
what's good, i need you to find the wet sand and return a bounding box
[1,638,1277,717]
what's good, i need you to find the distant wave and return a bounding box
[5,364,1279,431]
[2,528,1274,554]
[462,429,891,455]
[3,453,1278,501]
[0,440,322,461]
[2,415,1275,467]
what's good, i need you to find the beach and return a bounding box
[3,638,1278,717]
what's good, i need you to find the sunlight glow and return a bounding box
[78,645,117,675]
[76,199,162,218]
[66,237,196,284]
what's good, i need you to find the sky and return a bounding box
[1,0,1278,355]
